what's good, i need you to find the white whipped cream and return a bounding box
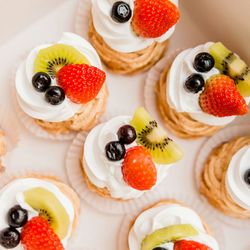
[15,32,102,122]
[167,42,250,126]
[0,178,75,249]
[91,0,178,53]
[83,116,171,200]
[226,145,250,210]
[128,203,219,250]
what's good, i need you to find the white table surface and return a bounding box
[0,0,249,249]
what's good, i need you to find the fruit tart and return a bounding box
[200,136,250,219]
[81,107,183,200]
[89,0,180,75]
[15,32,108,135]
[127,200,219,250]
[156,42,250,138]
[0,174,79,249]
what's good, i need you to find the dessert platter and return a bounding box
[0,0,249,249]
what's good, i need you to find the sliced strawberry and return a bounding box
[174,240,212,250]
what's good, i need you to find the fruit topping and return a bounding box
[209,42,250,97]
[199,74,248,117]
[117,125,137,144]
[184,74,205,93]
[32,72,51,92]
[244,169,250,185]
[174,240,212,250]
[7,205,28,228]
[45,86,65,105]
[57,64,106,104]
[111,1,132,23]
[130,107,183,164]
[21,216,63,250]
[105,141,126,161]
[23,187,70,239]
[122,146,157,191]
[152,248,167,250]
[132,0,180,38]
[34,44,90,79]
[141,224,198,250]
[0,228,20,249]
[193,52,215,73]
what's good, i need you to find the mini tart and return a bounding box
[200,136,250,219]
[89,16,169,75]
[156,55,221,139]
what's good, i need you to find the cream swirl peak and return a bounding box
[91,0,179,53]
[15,32,103,122]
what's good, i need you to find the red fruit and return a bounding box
[57,64,106,104]
[21,216,64,250]
[174,240,212,250]
[199,74,248,117]
[122,146,157,191]
[132,0,180,38]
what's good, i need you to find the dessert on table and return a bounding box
[128,200,219,250]
[15,32,108,135]
[89,0,180,75]
[200,136,250,219]
[156,42,250,139]
[80,107,183,200]
[0,174,80,249]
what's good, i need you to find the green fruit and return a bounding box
[141,224,198,250]
[24,187,70,239]
[130,107,183,164]
[209,42,250,97]
[34,44,90,78]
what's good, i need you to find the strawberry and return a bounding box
[199,74,248,117]
[174,240,212,250]
[122,146,157,191]
[21,216,64,250]
[132,0,180,38]
[57,64,106,104]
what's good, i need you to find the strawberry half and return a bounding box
[174,240,212,250]
[122,146,157,191]
[132,0,180,38]
[57,64,106,104]
[199,74,248,117]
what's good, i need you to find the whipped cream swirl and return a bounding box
[129,203,219,250]
[0,178,75,249]
[15,32,102,122]
[91,0,178,53]
[83,116,171,200]
[167,42,250,126]
[226,145,250,210]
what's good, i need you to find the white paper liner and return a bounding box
[195,124,250,228]
[117,191,225,250]
[66,130,175,215]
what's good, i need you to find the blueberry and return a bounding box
[32,72,51,92]
[7,205,28,228]
[184,74,205,93]
[111,1,132,23]
[152,248,167,250]
[45,86,65,105]
[0,228,20,249]
[194,52,215,73]
[117,125,137,144]
[244,169,250,185]
[105,141,126,161]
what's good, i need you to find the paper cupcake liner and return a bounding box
[75,0,91,39]
[66,131,175,215]
[194,124,250,228]
[117,191,225,250]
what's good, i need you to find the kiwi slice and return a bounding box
[34,44,90,78]
[209,42,250,97]
[24,187,70,239]
[141,224,198,250]
[130,107,183,164]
